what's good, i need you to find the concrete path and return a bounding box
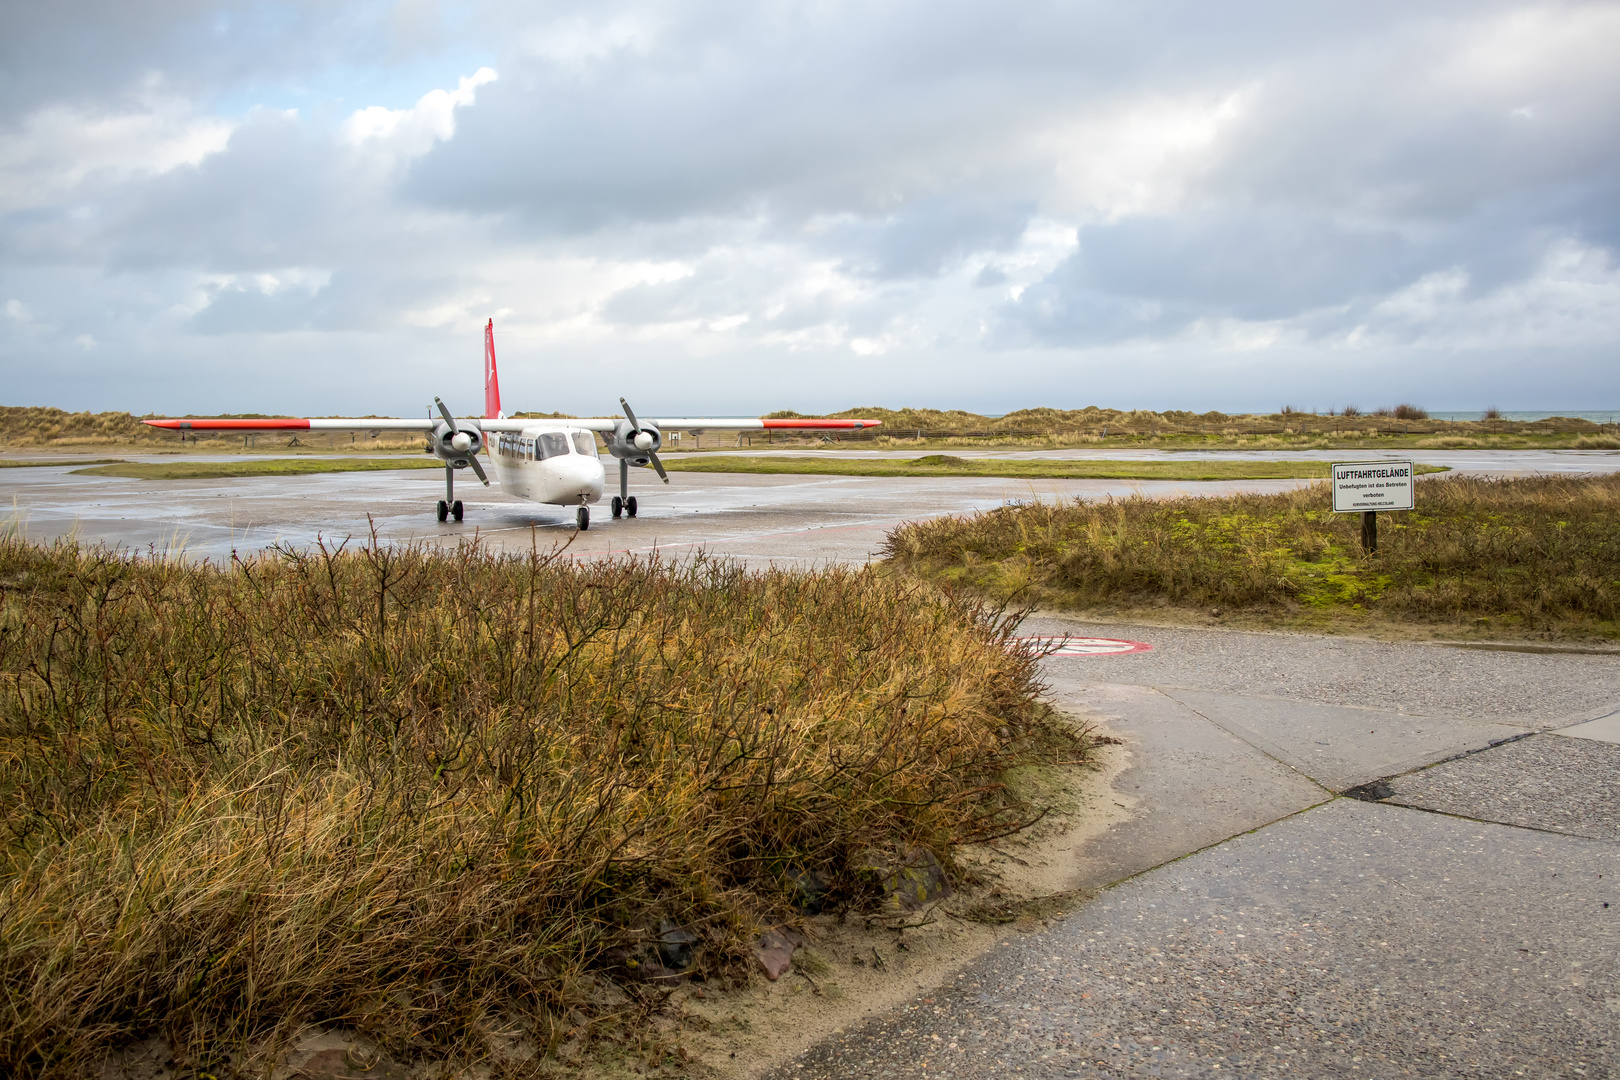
[768,620,1620,1078]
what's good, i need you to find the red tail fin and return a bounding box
[484,318,503,419]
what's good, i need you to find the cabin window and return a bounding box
[572,431,597,457]
[539,432,570,458]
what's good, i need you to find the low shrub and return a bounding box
[0,537,1071,1076]
[882,474,1620,633]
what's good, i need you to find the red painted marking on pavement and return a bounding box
[1016,635,1152,657]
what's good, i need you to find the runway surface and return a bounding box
[2,446,1615,565]
[0,456,1319,565]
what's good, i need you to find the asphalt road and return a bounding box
[777,799,1616,1079]
[766,616,1619,1079]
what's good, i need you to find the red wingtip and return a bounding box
[484,318,503,419]
[141,418,312,431]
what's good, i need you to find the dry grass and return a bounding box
[0,408,163,446]
[9,404,1616,454]
[882,474,1620,638]
[0,534,1076,1077]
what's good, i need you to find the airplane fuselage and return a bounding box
[488,426,606,506]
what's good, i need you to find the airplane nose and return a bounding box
[564,453,606,500]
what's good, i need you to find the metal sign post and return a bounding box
[1332,461,1415,553]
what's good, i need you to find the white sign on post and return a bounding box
[1332,461,1415,512]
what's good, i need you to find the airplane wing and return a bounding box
[560,417,877,433]
[137,321,881,527]
[143,417,438,433]
[141,416,877,434]
[655,417,874,432]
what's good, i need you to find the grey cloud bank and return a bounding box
[1,0,1617,417]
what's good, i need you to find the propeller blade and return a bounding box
[466,453,490,485]
[647,449,670,484]
[618,396,640,431]
[433,396,459,433]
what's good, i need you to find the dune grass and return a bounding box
[72,457,446,480]
[0,534,1077,1077]
[882,473,1620,639]
[660,454,1448,482]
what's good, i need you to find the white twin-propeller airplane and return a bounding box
[145,321,880,529]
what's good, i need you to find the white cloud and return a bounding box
[520,15,657,68]
[1036,88,1255,221]
[1437,5,1620,100]
[340,67,498,161]
[0,85,232,214]
[1356,239,1620,349]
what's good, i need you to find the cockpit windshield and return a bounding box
[539,432,570,459]
[572,431,597,457]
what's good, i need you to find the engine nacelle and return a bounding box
[430,420,483,468]
[605,419,662,465]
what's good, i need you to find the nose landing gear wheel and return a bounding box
[576,506,590,530]
[626,496,638,518]
[611,496,623,518]
[452,500,464,522]
[436,500,449,522]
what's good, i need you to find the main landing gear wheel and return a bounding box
[452,500,464,522]
[626,496,638,518]
[577,506,590,530]
[611,496,623,518]
[436,500,449,522]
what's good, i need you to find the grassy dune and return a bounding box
[7,405,1616,453]
[661,454,1450,482]
[0,536,1076,1076]
[882,474,1620,639]
[73,457,445,479]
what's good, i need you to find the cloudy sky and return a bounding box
[2,0,1617,417]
